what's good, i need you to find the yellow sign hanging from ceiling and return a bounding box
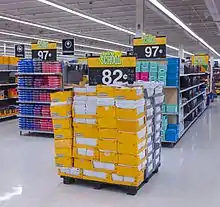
[192,54,209,72]
[133,34,167,46]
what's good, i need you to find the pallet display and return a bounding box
[17,59,65,135]
[0,56,19,120]
[52,83,163,195]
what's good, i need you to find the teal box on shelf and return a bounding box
[158,75,167,82]
[162,104,166,112]
[162,115,168,130]
[158,70,167,77]
[141,66,149,72]
[150,76,157,81]
[149,62,158,72]
[161,129,166,141]
[166,104,178,113]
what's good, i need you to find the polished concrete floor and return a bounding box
[0,103,220,207]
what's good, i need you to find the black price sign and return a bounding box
[133,35,166,59]
[31,41,57,61]
[15,44,25,58]
[88,54,136,86]
[89,67,135,85]
[134,44,166,59]
[62,39,75,55]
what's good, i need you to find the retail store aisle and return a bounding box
[0,103,220,207]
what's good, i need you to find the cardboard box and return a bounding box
[97,85,115,97]
[116,106,145,119]
[54,128,73,139]
[117,116,146,132]
[74,123,99,138]
[97,106,116,118]
[99,129,118,139]
[50,104,72,117]
[118,138,146,155]
[52,118,72,129]
[98,118,117,129]
[55,147,72,157]
[93,161,116,172]
[83,170,109,182]
[98,139,117,151]
[115,87,144,100]
[74,158,93,170]
[73,147,99,160]
[74,137,98,148]
[100,151,118,163]
[58,167,81,178]
[55,157,73,168]
[118,149,146,166]
[54,139,72,148]
[50,91,72,103]
[118,127,146,144]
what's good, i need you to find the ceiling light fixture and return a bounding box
[37,0,135,35]
[0,15,131,48]
[148,0,220,57]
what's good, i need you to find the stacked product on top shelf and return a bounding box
[0,56,19,120]
[53,83,164,195]
[17,59,64,135]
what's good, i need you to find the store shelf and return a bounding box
[17,115,51,119]
[17,101,51,104]
[0,97,18,101]
[18,87,62,90]
[164,86,178,89]
[180,109,205,137]
[17,73,62,76]
[180,73,206,77]
[20,129,53,134]
[0,83,17,87]
[182,101,204,120]
[180,83,205,93]
[0,70,17,72]
[0,114,17,119]
[181,91,206,107]
[162,112,178,115]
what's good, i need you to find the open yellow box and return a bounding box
[100,151,118,163]
[116,107,145,119]
[117,116,146,132]
[98,118,117,129]
[50,91,72,103]
[97,85,115,97]
[50,104,72,117]
[55,157,73,168]
[74,123,99,138]
[74,158,93,170]
[98,139,117,151]
[52,118,72,129]
[97,106,116,118]
[73,147,99,160]
[99,129,118,139]
[54,128,73,139]
[115,87,144,100]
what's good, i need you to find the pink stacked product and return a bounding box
[34,77,44,88]
[42,62,62,73]
[40,119,53,131]
[41,106,51,117]
[39,92,50,102]
[140,72,149,81]
[47,76,62,88]
[136,72,141,80]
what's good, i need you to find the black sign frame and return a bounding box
[15,45,25,58]
[62,39,75,55]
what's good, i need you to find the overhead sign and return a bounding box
[88,54,136,85]
[133,35,166,59]
[62,39,75,55]
[192,55,209,72]
[15,45,25,58]
[31,42,57,61]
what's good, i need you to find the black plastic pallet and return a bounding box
[61,166,160,196]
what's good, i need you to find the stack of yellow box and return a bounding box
[55,85,148,187]
[50,90,74,172]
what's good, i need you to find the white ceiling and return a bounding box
[0,0,219,57]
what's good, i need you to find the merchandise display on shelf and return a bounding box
[0,56,19,120]
[52,82,164,195]
[213,67,220,95]
[161,58,209,146]
[17,59,65,135]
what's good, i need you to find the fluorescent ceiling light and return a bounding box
[36,0,193,55]
[37,0,135,35]
[0,31,115,52]
[148,0,220,57]
[183,50,194,56]
[0,15,131,48]
[167,54,178,58]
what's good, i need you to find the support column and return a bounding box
[3,43,6,56]
[136,0,144,37]
[178,45,184,59]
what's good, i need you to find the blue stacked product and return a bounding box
[33,60,42,73]
[18,91,33,101]
[165,124,179,142]
[18,77,34,87]
[19,104,44,116]
[19,117,40,130]
[18,59,34,73]
[167,58,180,86]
